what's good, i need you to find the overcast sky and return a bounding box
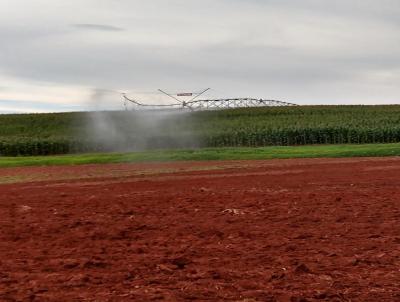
[1,0,400,112]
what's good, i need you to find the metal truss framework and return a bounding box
[122,94,297,111]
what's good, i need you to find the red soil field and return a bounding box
[1,157,400,301]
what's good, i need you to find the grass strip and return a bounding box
[0,143,400,168]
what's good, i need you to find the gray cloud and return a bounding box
[0,0,400,111]
[72,23,124,32]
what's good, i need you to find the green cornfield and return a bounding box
[1,105,400,156]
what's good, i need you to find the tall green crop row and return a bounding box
[203,127,400,147]
[1,106,400,156]
[196,105,400,147]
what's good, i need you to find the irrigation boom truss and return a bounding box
[122,91,297,111]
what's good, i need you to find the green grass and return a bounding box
[1,143,399,168]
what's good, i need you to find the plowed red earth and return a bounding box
[1,157,400,302]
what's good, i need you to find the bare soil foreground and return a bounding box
[1,157,400,301]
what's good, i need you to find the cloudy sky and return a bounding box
[1,0,400,112]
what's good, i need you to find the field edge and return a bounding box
[1,143,400,168]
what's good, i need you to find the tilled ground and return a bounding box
[1,157,400,301]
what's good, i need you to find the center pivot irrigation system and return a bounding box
[122,88,297,111]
